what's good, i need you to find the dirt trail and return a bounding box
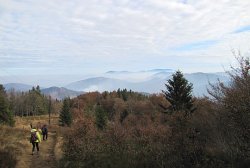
[30,130,58,168]
[14,116,63,168]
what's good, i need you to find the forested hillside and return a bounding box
[7,86,62,116]
[58,57,250,167]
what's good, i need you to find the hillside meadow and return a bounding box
[0,115,64,168]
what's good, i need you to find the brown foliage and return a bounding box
[61,76,250,168]
[61,109,172,167]
[208,56,250,166]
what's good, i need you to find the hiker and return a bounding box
[42,124,48,140]
[30,124,42,155]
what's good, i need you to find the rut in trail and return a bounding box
[30,130,58,168]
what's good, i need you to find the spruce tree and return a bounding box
[121,89,128,101]
[95,104,107,130]
[162,70,195,114]
[59,98,72,126]
[0,84,15,126]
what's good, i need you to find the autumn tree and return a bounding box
[162,70,195,114]
[208,55,250,166]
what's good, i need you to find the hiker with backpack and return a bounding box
[42,124,48,140]
[30,124,42,155]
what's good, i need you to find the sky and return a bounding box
[1,0,250,80]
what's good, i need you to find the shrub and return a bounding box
[0,149,17,168]
[208,55,250,166]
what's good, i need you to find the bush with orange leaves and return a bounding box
[60,110,172,168]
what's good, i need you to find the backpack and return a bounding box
[31,131,38,142]
[42,127,47,134]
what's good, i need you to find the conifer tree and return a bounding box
[0,84,15,126]
[95,104,107,130]
[121,89,128,101]
[162,70,195,114]
[59,98,72,126]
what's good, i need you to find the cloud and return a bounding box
[172,40,218,51]
[0,0,250,77]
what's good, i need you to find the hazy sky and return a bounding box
[1,0,250,77]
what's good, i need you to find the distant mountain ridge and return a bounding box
[2,69,230,98]
[65,70,229,96]
[3,83,33,92]
[41,87,84,100]
[106,69,173,74]
[3,83,83,100]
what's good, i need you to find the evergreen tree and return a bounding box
[28,87,47,115]
[95,104,107,130]
[0,85,15,126]
[59,98,72,126]
[36,85,41,93]
[117,88,122,98]
[162,70,195,114]
[121,89,128,101]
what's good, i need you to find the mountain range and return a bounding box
[65,70,229,97]
[3,83,83,100]
[2,69,230,99]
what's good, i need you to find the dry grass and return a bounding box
[0,114,61,168]
[0,125,28,168]
[54,136,64,161]
[15,114,59,129]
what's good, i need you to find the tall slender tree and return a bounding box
[59,98,72,126]
[95,104,107,130]
[0,84,15,126]
[162,70,195,114]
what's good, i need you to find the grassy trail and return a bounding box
[30,130,58,168]
[13,115,63,168]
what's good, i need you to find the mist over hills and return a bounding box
[65,70,230,97]
[41,87,84,100]
[65,77,131,92]
[2,69,230,99]
[104,69,174,82]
